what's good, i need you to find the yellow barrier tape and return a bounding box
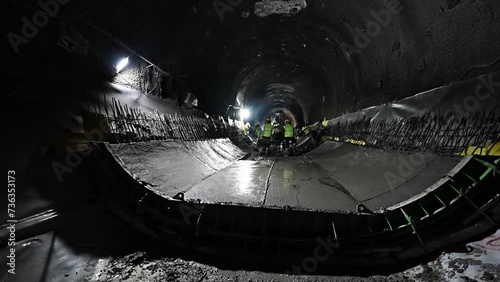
[345,138,367,146]
[460,142,500,156]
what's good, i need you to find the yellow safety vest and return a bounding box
[263,123,272,138]
[256,127,262,137]
[284,124,294,138]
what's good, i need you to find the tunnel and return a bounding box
[3,0,500,281]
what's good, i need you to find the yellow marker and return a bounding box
[460,142,500,156]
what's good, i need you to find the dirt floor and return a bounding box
[98,230,500,282]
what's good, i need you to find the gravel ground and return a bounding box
[94,234,500,282]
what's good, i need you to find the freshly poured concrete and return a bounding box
[108,140,462,212]
[108,139,247,198]
[186,160,270,205]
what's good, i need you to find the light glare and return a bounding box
[240,108,251,120]
[116,57,129,73]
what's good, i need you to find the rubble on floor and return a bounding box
[98,230,499,282]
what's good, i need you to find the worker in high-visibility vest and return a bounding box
[243,122,251,135]
[321,117,328,127]
[260,117,273,153]
[262,117,273,138]
[283,118,295,149]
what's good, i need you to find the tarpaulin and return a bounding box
[328,71,500,124]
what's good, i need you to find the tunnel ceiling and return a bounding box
[6,0,500,124]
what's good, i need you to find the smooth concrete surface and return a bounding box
[107,139,246,198]
[110,140,462,212]
[305,142,461,210]
[264,159,359,211]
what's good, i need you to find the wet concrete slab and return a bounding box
[264,159,359,211]
[361,155,461,210]
[108,139,245,198]
[306,143,460,210]
[109,140,462,212]
[184,160,270,205]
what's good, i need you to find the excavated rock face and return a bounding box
[6,0,500,124]
[254,0,307,17]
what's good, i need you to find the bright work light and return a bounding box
[240,108,251,120]
[116,57,129,73]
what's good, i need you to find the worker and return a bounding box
[283,118,295,150]
[321,117,328,127]
[260,117,273,154]
[255,122,262,139]
[273,123,283,143]
[243,122,251,135]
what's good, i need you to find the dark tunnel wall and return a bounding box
[5,0,500,124]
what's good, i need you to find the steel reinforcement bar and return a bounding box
[82,97,241,143]
[327,111,500,156]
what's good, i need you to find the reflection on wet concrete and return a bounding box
[185,160,270,205]
[0,204,145,282]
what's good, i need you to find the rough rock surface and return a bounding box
[254,0,307,17]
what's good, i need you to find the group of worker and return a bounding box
[254,116,296,154]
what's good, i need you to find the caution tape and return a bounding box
[460,142,500,156]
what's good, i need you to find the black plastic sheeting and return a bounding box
[327,71,500,124]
